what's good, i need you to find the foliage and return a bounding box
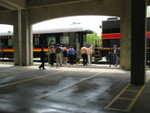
[85,32,102,47]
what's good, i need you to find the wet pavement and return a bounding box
[0,62,150,113]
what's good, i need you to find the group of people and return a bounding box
[47,44,70,67]
[38,44,93,70]
[38,44,120,70]
[39,44,76,69]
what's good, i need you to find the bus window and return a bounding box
[48,37,56,45]
[8,39,12,46]
[34,38,39,45]
[60,36,69,44]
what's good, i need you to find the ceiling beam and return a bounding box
[27,0,92,8]
[0,0,26,10]
[0,1,16,10]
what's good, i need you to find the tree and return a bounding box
[86,32,102,47]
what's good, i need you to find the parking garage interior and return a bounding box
[0,0,150,113]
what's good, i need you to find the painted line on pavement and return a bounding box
[0,69,36,78]
[105,76,150,112]
[0,70,66,88]
[0,66,38,78]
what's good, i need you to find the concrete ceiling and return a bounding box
[0,0,150,12]
[0,0,92,12]
[0,6,8,11]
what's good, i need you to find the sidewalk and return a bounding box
[34,62,121,69]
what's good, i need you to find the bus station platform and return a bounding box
[0,62,150,113]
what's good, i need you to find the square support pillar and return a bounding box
[120,0,131,70]
[13,10,22,66]
[13,10,33,66]
[131,0,147,84]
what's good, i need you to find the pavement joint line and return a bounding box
[0,70,66,88]
[105,76,150,112]
[36,71,104,100]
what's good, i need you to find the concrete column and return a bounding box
[13,10,33,66]
[13,10,22,66]
[131,0,147,84]
[120,0,131,70]
[21,10,33,66]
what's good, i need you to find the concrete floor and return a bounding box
[0,62,150,113]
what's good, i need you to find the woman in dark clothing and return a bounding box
[49,45,55,66]
[39,47,46,70]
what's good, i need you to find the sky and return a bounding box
[0,15,114,36]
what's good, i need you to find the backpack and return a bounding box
[56,47,61,54]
